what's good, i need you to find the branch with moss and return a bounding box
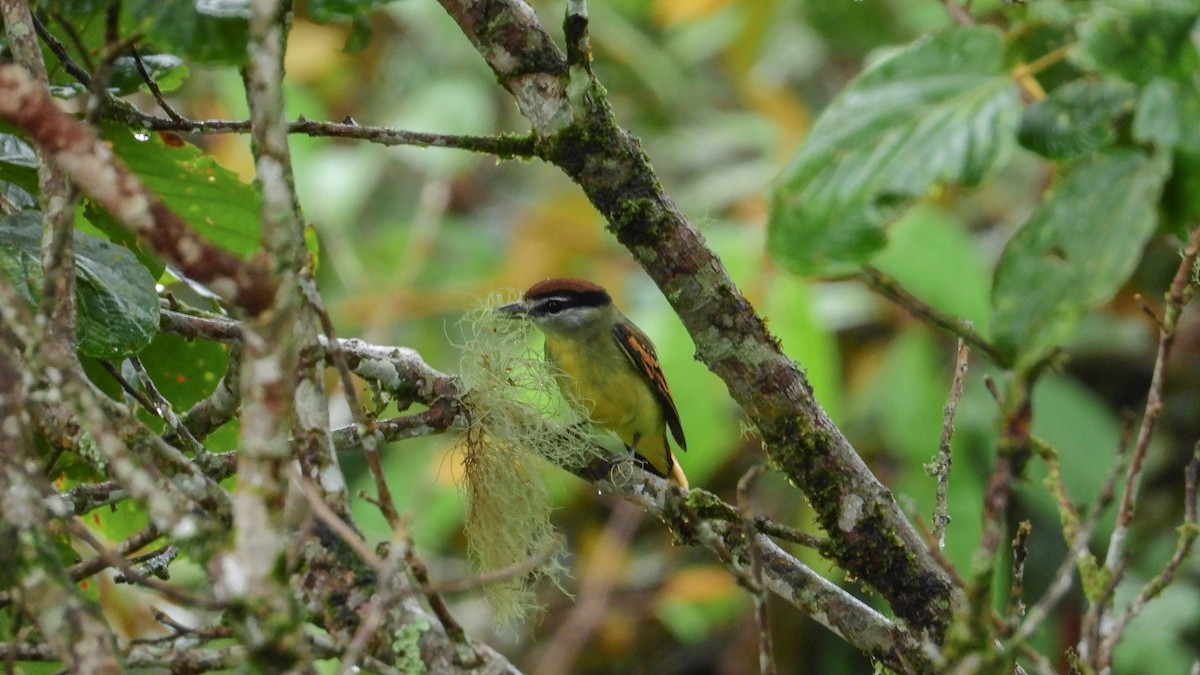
[433,0,958,637]
[0,339,121,673]
[27,10,539,160]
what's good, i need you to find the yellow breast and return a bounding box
[543,333,669,471]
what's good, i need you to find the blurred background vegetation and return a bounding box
[28,0,1199,672]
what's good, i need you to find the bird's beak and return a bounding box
[496,300,528,318]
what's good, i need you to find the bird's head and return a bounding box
[497,278,616,336]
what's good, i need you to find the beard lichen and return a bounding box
[455,292,601,626]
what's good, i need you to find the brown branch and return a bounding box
[933,338,970,548]
[100,106,540,157]
[863,265,1004,366]
[941,0,974,25]
[570,458,929,670]
[1098,444,1200,665]
[962,373,1033,654]
[0,64,277,315]
[1006,521,1032,634]
[738,464,777,675]
[1105,226,1200,569]
[130,45,184,122]
[434,0,957,637]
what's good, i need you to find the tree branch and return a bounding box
[0,64,277,315]
[216,0,313,667]
[433,0,957,636]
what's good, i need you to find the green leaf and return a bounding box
[0,131,40,198]
[136,333,239,450]
[100,124,261,258]
[1018,79,1137,159]
[0,131,37,167]
[1133,78,1183,149]
[128,0,250,65]
[82,202,165,279]
[48,55,189,99]
[108,54,189,95]
[0,212,159,359]
[768,26,1020,275]
[1074,0,1200,85]
[990,150,1169,370]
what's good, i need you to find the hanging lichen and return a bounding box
[455,292,601,625]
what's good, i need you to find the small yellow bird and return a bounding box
[498,278,688,488]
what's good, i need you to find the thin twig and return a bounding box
[30,13,92,86]
[1010,44,1074,102]
[933,338,970,548]
[964,374,1033,648]
[299,275,401,530]
[1011,497,1104,649]
[130,45,184,122]
[738,464,777,675]
[98,360,159,413]
[420,542,560,595]
[129,357,210,457]
[289,466,382,569]
[941,0,974,25]
[1106,226,1200,572]
[68,526,162,585]
[66,519,223,610]
[862,265,1005,365]
[37,4,534,159]
[983,375,1004,405]
[403,541,479,666]
[103,108,540,157]
[1006,521,1032,633]
[1099,443,1200,661]
[114,544,181,584]
[754,517,825,549]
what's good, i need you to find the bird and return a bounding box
[497,278,688,488]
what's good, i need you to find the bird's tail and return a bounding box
[668,456,689,490]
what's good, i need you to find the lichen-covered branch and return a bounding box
[0,345,122,672]
[1,0,79,352]
[215,0,312,667]
[433,0,957,636]
[0,64,276,315]
[571,457,933,671]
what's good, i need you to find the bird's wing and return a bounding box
[612,321,687,451]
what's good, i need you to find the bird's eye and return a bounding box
[542,299,565,313]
